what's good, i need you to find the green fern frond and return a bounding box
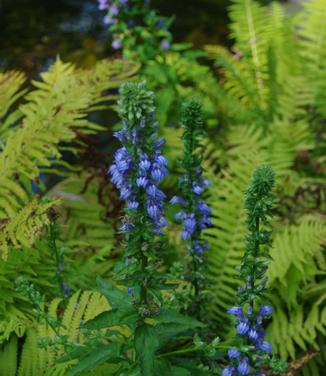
[0,198,57,259]
[297,0,326,78]
[268,300,326,360]
[0,71,26,138]
[268,217,326,291]
[0,335,18,376]
[0,58,138,254]
[49,174,116,251]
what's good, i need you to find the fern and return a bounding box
[268,217,326,298]
[0,198,56,260]
[0,290,110,376]
[49,174,116,251]
[0,70,26,140]
[0,58,138,256]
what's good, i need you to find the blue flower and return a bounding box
[109,4,119,15]
[98,0,109,10]
[237,321,249,335]
[248,328,259,341]
[161,39,170,50]
[193,182,204,195]
[228,348,240,359]
[222,366,236,376]
[112,39,122,49]
[259,305,273,316]
[104,15,116,25]
[227,306,243,316]
[139,158,151,170]
[237,358,250,375]
[259,341,272,353]
[136,177,148,188]
[147,202,160,219]
[127,200,139,210]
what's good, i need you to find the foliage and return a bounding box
[63,81,218,376]
[0,289,110,376]
[197,0,326,373]
[98,0,173,61]
[0,58,139,257]
[222,166,287,375]
[0,0,325,374]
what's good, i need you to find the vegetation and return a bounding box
[0,0,325,375]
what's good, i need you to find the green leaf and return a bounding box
[154,323,201,348]
[170,366,192,375]
[85,307,138,330]
[65,342,121,376]
[155,309,205,328]
[96,276,132,308]
[134,324,159,376]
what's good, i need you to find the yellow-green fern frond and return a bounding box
[297,0,326,79]
[0,198,57,259]
[268,217,326,305]
[0,71,26,138]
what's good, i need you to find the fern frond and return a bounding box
[268,301,326,360]
[0,198,56,260]
[49,174,116,251]
[268,216,326,306]
[3,291,111,376]
[0,335,17,376]
[0,71,26,138]
[297,0,326,78]
[0,58,138,254]
[228,0,270,105]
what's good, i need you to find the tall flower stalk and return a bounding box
[171,99,211,318]
[109,80,168,313]
[223,166,276,376]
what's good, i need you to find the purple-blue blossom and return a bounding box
[237,358,250,375]
[109,81,168,233]
[112,39,122,50]
[222,366,236,376]
[109,4,119,15]
[225,304,273,373]
[98,0,109,10]
[161,39,170,50]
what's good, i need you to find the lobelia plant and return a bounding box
[222,166,286,376]
[62,81,219,375]
[108,79,169,311]
[98,0,173,60]
[170,99,211,318]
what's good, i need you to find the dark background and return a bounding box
[0,0,288,76]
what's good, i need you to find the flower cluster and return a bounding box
[223,166,276,376]
[109,81,168,233]
[98,0,173,59]
[223,305,273,375]
[171,99,211,253]
[172,172,211,249]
